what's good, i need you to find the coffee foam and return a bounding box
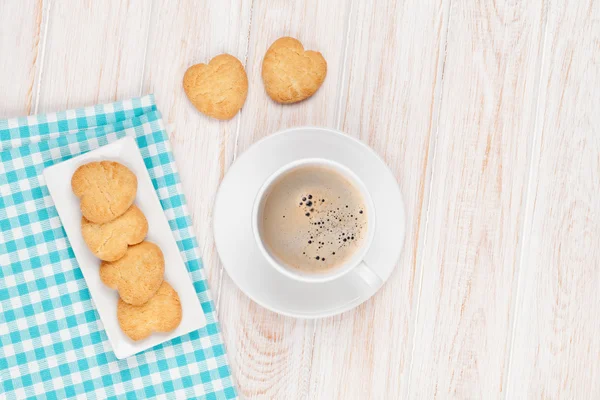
[260,165,368,273]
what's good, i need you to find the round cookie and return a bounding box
[71,161,137,224]
[183,54,248,120]
[81,205,148,262]
[100,241,164,305]
[117,281,182,341]
[262,37,327,104]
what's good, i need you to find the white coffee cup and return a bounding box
[252,158,382,286]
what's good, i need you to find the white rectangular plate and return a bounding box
[43,136,206,359]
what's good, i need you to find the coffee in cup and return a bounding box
[258,164,368,274]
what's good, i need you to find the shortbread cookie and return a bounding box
[117,281,182,341]
[262,37,327,104]
[100,241,164,305]
[183,54,248,120]
[71,161,137,224]
[81,205,148,262]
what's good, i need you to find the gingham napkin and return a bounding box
[0,95,237,399]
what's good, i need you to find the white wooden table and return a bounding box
[2,1,599,398]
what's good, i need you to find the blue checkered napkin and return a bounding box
[0,96,237,400]
[0,97,157,152]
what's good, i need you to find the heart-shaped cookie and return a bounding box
[100,241,164,305]
[117,281,182,341]
[71,161,137,224]
[183,54,248,120]
[262,37,327,104]
[81,204,148,262]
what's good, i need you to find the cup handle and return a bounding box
[352,260,382,288]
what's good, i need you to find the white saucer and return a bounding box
[213,127,405,318]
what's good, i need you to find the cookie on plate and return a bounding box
[100,241,164,305]
[117,281,182,341]
[81,204,148,262]
[183,54,248,120]
[262,37,327,104]
[71,161,137,224]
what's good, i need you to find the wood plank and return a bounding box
[140,2,256,395]
[0,0,46,117]
[506,1,600,397]
[36,0,151,112]
[406,0,547,398]
[141,0,252,302]
[232,0,352,153]
[306,0,449,398]
[216,0,351,397]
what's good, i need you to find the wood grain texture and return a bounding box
[0,0,46,117]
[307,0,449,398]
[407,0,546,398]
[3,0,600,398]
[215,0,351,398]
[141,0,252,300]
[506,1,600,398]
[36,0,151,112]
[233,0,351,152]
